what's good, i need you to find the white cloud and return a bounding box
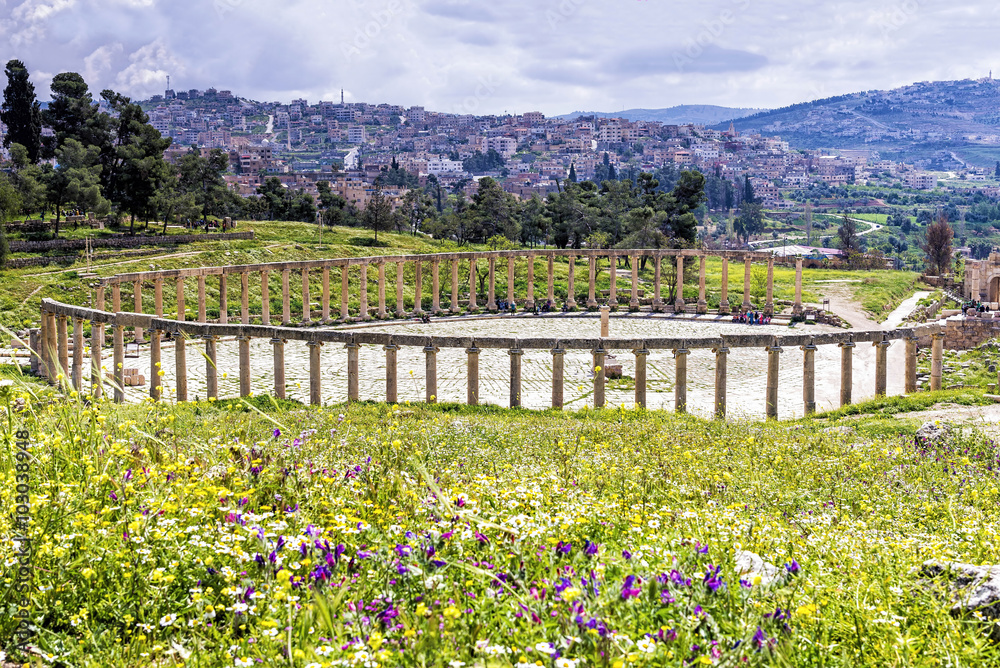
[0,0,994,114]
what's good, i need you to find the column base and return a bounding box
[450,305,461,314]
[792,304,803,316]
[675,300,686,314]
[742,301,752,313]
[586,299,598,308]
[567,298,577,308]
[718,301,731,315]
[697,300,707,315]
[765,304,774,316]
[630,299,640,309]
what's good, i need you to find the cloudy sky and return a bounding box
[1,0,996,114]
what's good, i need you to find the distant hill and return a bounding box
[715,78,1000,169]
[556,105,764,126]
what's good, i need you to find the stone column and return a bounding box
[175,327,187,403]
[874,339,890,397]
[793,258,803,315]
[765,257,775,316]
[113,324,125,403]
[467,345,480,405]
[218,275,227,325]
[96,286,107,348]
[133,281,144,342]
[527,255,537,310]
[260,272,270,325]
[766,344,782,419]
[385,343,399,403]
[414,261,423,315]
[433,261,441,313]
[397,262,406,316]
[204,335,218,400]
[600,305,610,337]
[593,345,606,408]
[608,256,618,306]
[567,256,576,308]
[91,322,103,400]
[301,268,311,324]
[587,257,597,308]
[29,328,39,377]
[509,346,523,408]
[310,341,325,405]
[197,276,207,322]
[271,338,286,399]
[342,265,351,320]
[506,258,515,309]
[236,273,247,324]
[675,255,685,314]
[150,328,162,401]
[57,314,69,381]
[281,269,291,325]
[112,283,122,314]
[377,263,387,318]
[714,345,729,419]
[346,341,359,402]
[238,335,251,398]
[47,312,58,383]
[487,257,497,311]
[930,331,944,391]
[653,256,663,312]
[424,343,438,403]
[972,266,981,301]
[904,336,918,394]
[743,257,752,312]
[634,347,649,408]
[630,256,640,309]
[551,345,565,409]
[802,343,817,415]
[547,255,555,305]
[321,267,331,324]
[674,348,689,413]
[359,263,370,320]
[72,317,84,392]
[451,259,461,313]
[840,340,855,407]
[697,255,707,315]
[719,258,731,315]
[154,278,163,318]
[468,258,478,310]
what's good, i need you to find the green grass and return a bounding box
[1,388,999,666]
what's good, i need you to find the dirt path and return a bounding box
[33,243,291,277]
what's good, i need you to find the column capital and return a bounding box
[202,333,217,341]
[340,341,354,349]
[423,345,439,354]
[508,348,524,356]
[712,346,730,355]
[839,341,856,349]
[384,343,400,351]
[765,345,783,354]
[633,348,650,357]
[550,347,566,355]
[800,343,818,352]
[930,331,945,340]
[873,339,892,348]
[236,334,252,342]
[673,348,691,357]
[466,346,481,354]
[270,337,286,345]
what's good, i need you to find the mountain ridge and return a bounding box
[555,104,764,125]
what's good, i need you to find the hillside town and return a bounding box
[115,85,996,212]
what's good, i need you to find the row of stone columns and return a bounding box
[105,254,804,333]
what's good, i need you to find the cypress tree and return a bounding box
[567,163,577,183]
[1,59,42,163]
[743,175,755,204]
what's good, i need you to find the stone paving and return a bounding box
[73,312,909,420]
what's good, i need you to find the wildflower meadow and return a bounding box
[2,387,999,666]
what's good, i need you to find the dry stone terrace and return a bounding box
[29,249,946,419]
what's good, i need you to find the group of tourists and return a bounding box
[963,300,990,315]
[733,310,771,325]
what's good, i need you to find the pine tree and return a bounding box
[1,60,42,163]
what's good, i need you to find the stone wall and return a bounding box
[10,232,254,254]
[940,316,1000,350]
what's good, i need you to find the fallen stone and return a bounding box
[919,560,1000,638]
[915,421,952,446]
[735,550,781,586]
[821,425,855,436]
